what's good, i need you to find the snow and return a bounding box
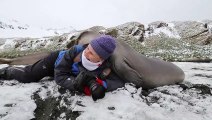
[176,62,212,85]
[0,28,52,38]
[0,62,212,120]
[0,27,75,38]
[0,18,75,38]
[208,24,212,34]
[145,22,181,39]
[0,30,79,51]
[0,18,29,30]
[153,27,180,38]
[0,81,39,120]
[0,38,17,50]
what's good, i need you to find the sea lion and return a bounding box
[110,39,185,89]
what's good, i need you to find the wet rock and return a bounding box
[4,103,16,107]
[191,84,212,95]
[32,91,80,120]
[108,106,115,110]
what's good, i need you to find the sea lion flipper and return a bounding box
[0,58,13,64]
[121,57,144,86]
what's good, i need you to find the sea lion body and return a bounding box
[111,40,184,88]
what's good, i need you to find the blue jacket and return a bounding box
[54,45,125,92]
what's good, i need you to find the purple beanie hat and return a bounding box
[90,35,116,60]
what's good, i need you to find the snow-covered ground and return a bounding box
[0,18,75,38]
[0,27,74,38]
[0,62,212,120]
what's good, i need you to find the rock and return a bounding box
[145,21,180,39]
[173,21,211,45]
[66,22,145,49]
[87,26,106,33]
[108,106,115,110]
[33,91,79,120]
[146,21,212,45]
[203,35,212,45]
[174,21,207,38]
[148,21,168,29]
[108,22,145,42]
[104,28,118,38]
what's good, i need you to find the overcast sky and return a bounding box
[0,0,211,30]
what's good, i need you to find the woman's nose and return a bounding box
[84,50,90,59]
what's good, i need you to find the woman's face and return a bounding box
[84,44,103,63]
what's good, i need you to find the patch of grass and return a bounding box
[139,37,212,61]
[0,44,65,58]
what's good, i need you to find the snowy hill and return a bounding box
[0,18,76,38]
[0,18,29,30]
[0,21,212,62]
[145,20,212,44]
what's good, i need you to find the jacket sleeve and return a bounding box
[54,47,77,91]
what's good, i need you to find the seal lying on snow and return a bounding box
[0,31,185,89]
[111,39,185,89]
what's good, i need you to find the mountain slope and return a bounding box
[0,18,76,38]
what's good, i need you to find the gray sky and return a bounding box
[0,0,211,30]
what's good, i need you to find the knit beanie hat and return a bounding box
[90,35,116,60]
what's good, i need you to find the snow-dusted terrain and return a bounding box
[0,18,75,38]
[0,62,212,120]
[0,19,212,120]
[145,22,181,39]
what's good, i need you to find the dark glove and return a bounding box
[92,85,106,101]
[87,79,106,101]
[74,71,95,92]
